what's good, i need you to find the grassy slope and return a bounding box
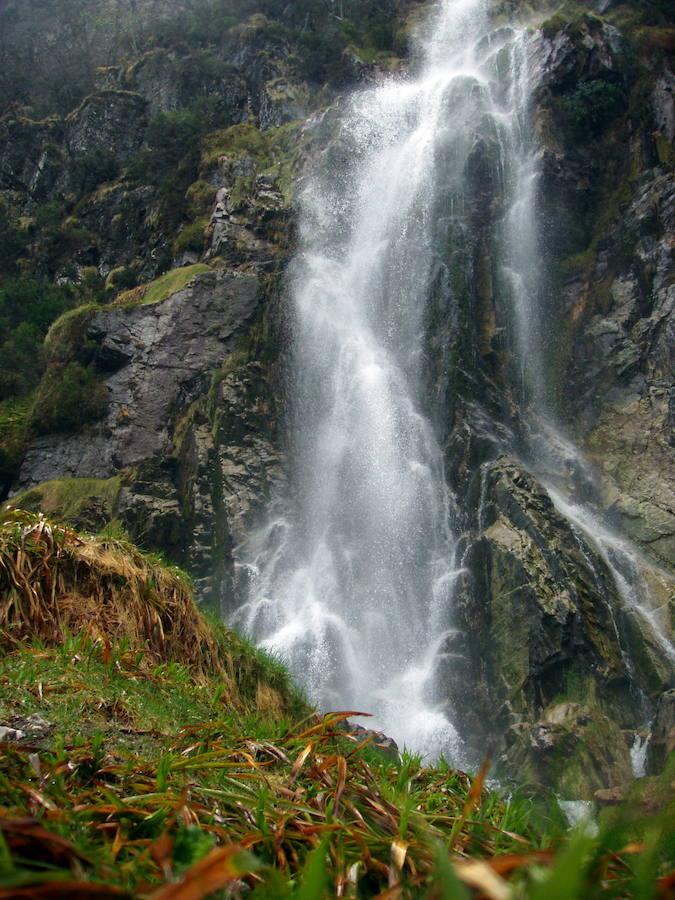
[0,512,673,898]
[114,265,213,308]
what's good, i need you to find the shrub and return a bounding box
[0,396,31,494]
[560,78,626,138]
[71,148,120,195]
[0,278,78,402]
[172,220,207,256]
[0,209,28,276]
[29,362,107,434]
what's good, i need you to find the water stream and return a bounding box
[233,0,673,759]
[235,0,507,760]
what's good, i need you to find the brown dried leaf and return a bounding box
[148,845,257,900]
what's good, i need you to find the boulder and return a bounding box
[66,91,147,159]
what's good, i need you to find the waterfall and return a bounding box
[494,18,675,671]
[233,0,673,760]
[235,0,503,761]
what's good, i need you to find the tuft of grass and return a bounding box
[0,395,32,487]
[0,678,671,897]
[114,264,212,307]
[7,476,122,528]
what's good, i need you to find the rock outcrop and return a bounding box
[1,0,673,798]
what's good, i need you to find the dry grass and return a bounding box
[0,509,222,680]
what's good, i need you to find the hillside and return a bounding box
[0,511,673,897]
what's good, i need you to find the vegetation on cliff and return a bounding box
[0,0,673,861]
[0,512,673,897]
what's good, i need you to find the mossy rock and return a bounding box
[29,362,108,435]
[114,263,212,307]
[44,304,99,361]
[200,124,269,169]
[185,179,216,216]
[8,476,122,532]
[172,220,209,257]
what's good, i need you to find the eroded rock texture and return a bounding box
[2,0,673,797]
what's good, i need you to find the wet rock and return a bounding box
[648,690,675,774]
[0,714,52,743]
[77,182,161,277]
[594,786,626,806]
[504,701,633,798]
[341,722,400,761]
[0,116,65,203]
[213,361,285,552]
[564,172,675,571]
[128,49,248,122]
[66,91,147,160]
[258,76,310,130]
[535,17,624,92]
[17,269,260,488]
[206,165,291,267]
[449,456,663,796]
[652,72,675,144]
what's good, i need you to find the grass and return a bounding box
[0,396,32,486]
[6,476,122,526]
[114,265,212,308]
[0,512,673,897]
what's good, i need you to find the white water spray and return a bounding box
[233,0,673,763]
[234,0,531,761]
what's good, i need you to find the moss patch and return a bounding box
[44,304,99,358]
[0,396,32,491]
[28,362,108,435]
[115,263,211,307]
[171,219,209,256]
[8,476,122,530]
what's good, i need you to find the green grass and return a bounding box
[0,395,32,484]
[0,639,672,897]
[0,513,672,897]
[6,476,122,527]
[115,264,212,307]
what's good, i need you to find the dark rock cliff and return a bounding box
[0,0,672,798]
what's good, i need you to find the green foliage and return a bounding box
[559,78,626,138]
[0,204,29,276]
[29,361,107,434]
[201,122,269,167]
[0,396,31,493]
[130,107,208,184]
[186,178,216,215]
[43,303,98,359]
[71,147,120,195]
[0,278,78,402]
[172,219,208,256]
[128,103,219,233]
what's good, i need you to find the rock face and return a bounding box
[15,269,273,606]
[648,690,675,773]
[18,271,259,484]
[413,7,674,796]
[66,91,148,159]
[565,172,675,569]
[1,0,674,797]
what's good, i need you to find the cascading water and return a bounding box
[492,0,675,708]
[494,17,675,672]
[233,0,673,761]
[235,0,511,760]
